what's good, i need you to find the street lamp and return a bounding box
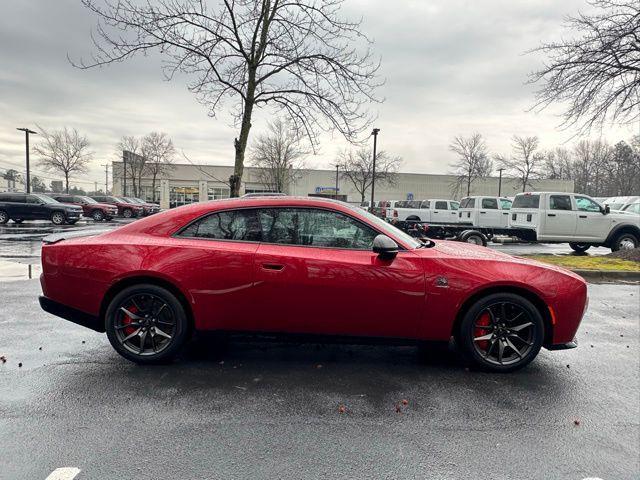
[497,167,505,197]
[369,128,380,212]
[16,128,37,193]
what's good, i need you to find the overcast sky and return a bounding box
[1,0,637,190]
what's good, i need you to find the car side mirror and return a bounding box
[601,205,610,214]
[373,234,398,260]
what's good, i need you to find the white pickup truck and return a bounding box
[510,192,640,252]
[392,199,461,224]
[458,196,513,228]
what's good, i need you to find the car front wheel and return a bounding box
[91,210,105,221]
[611,232,638,252]
[458,293,544,372]
[51,211,66,225]
[0,210,9,224]
[105,284,190,364]
[122,208,133,218]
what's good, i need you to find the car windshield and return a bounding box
[123,197,139,203]
[33,194,59,204]
[79,196,98,204]
[114,197,130,203]
[343,204,422,249]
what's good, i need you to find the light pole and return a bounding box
[335,164,339,200]
[369,128,380,212]
[16,128,37,193]
[497,167,505,197]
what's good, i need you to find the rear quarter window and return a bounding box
[512,195,540,209]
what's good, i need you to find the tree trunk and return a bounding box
[151,175,157,202]
[65,172,69,193]
[230,71,257,197]
[466,175,471,196]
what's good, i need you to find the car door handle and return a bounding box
[502,212,508,215]
[579,215,587,218]
[480,211,486,214]
[547,214,556,217]
[262,263,284,271]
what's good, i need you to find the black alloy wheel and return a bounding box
[122,208,133,218]
[105,284,190,364]
[459,293,544,372]
[0,210,9,224]
[92,209,105,221]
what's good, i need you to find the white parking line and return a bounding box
[45,467,81,480]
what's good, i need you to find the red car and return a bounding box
[91,195,144,218]
[51,195,119,221]
[38,197,587,372]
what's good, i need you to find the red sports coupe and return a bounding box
[39,197,587,372]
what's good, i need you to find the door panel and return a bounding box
[478,198,501,227]
[252,245,425,338]
[541,195,576,239]
[574,196,610,240]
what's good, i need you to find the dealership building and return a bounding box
[111,161,574,209]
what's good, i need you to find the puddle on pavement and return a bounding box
[0,260,41,281]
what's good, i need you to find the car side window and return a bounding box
[179,209,262,241]
[500,199,512,210]
[450,202,459,210]
[420,200,430,209]
[575,196,601,212]
[550,195,572,211]
[258,208,378,249]
[482,198,498,209]
[26,195,41,204]
[435,201,447,210]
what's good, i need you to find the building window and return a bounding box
[140,185,161,203]
[208,187,230,200]
[170,186,199,208]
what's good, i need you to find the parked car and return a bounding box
[602,196,639,211]
[0,192,82,225]
[621,202,640,215]
[393,199,461,223]
[39,196,587,372]
[122,197,160,216]
[52,194,118,221]
[91,196,144,218]
[458,196,513,228]
[509,192,640,252]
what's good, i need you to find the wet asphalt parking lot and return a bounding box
[0,220,638,479]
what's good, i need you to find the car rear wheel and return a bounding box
[611,232,638,252]
[569,242,590,253]
[122,208,133,218]
[51,211,66,225]
[0,211,8,224]
[458,293,544,373]
[105,284,190,364]
[91,210,105,221]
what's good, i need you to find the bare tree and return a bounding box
[609,139,640,195]
[115,136,146,197]
[76,0,382,197]
[542,147,574,180]
[496,136,542,193]
[529,0,640,132]
[33,126,92,193]
[142,132,176,202]
[448,133,492,197]
[572,139,612,195]
[250,118,306,193]
[338,148,401,203]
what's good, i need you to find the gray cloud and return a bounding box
[1,0,636,188]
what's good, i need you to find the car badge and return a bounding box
[436,276,449,288]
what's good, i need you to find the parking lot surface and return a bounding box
[0,265,638,478]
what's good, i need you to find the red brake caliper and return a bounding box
[122,305,138,336]
[474,312,491,351]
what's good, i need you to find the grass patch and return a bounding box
[526,254,640,272]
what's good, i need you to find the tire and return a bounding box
[105,284,191,364]
[122,208,133,218]
[12,218,24,224]
[51,211,66,225]
[569,242,590,253]
[610,232,638,252]
[0,211,8,224]
[406,215,421,222]
[67,220,78,225]
[458,293,544,373]
[460,231,487,247]
[91,209,105,222]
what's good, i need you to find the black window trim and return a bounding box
[172,205,409,252]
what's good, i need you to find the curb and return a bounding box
[570,269,640,282]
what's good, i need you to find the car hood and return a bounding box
[416,240,585,281]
